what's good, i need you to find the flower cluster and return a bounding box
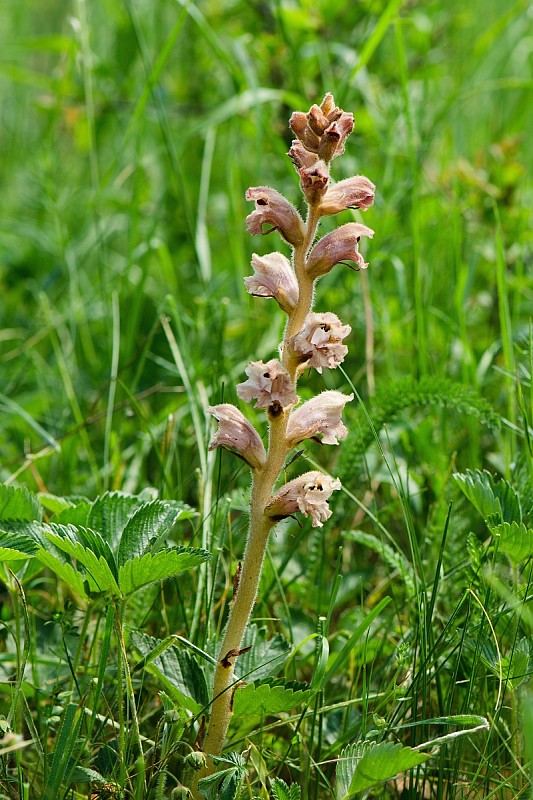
[207,93,375,528]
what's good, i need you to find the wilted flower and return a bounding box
[290,312,351,373]
[286,391,353,447]
[265,471,342,527]
[237,359,297,411]
[306,223,374,278]
[207,404,266,470]
[244,252,299,313]
[246,187,305,248]
[289,93,354,162]
[319,176,375,216]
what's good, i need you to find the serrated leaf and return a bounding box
[341,742,430,796]
[347,532,415,596]
[336,742,371,799]
[38,493,76,515]
[235,624,292,681]
[0,532,38,561]
[454,469,521,526]
[53,501,92,526]
[44,528,120,596]
[271,777,301,800]
[69,766,106,784]
[499,639,530,689]
[131,631,209,713]
[117,501,190,566]
[232,679,310,718]
[87,491,146,551]
[199,752,246,800]
[493,521,533,563]
[118,546,209,596]
[0,484,41,522]
[36,547,88,598]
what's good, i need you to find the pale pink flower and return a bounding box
[306,223,374,278]
[245,187,305,248]
[289,94,354,162]
[290,312,351,373]
[286,391,354,447]
[237,359,297,411]
[265,471,342,527]
[319,176,375,216]
[207,404,266,470]
[244,252,299,313]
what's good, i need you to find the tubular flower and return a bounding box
[286,391,354,447]
[319,176,375,216]
[245,187,305,248]
[237,359,297,411]
[290,312,351,373]
[289,93,354,162]
[244,252,299,313]
[265,471,342,528]
[306,223,374,278]
[207,404,266,470]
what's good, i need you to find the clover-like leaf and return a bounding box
[232,679,310,718]
[118,547,209,596]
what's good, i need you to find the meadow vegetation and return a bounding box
[0,0,532,798]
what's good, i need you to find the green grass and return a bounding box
[1,0,532,798]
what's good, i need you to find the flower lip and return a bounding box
[290,312,352,374]
[237,359,298,410]
[265,470,342,528]
[207,404,266,470]
[245,187,305,248]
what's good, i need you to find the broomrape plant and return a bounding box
[193,93,375,795]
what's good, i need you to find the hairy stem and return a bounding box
[192,204,322,798]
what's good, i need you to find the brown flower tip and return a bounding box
[245,187,305,248]
[265,470,342,528]
[290,311,351,373]
[236,359,298,410]
[289,93,354,163]
[306,222,374,278]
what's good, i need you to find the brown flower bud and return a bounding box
[289,94,354,163]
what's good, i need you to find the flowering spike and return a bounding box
[244,252,299,313]
[207,404,266,470]
[290,312,351,373]
[236,359,297,410]
[265,471,342,528]
[286,391,354,447]
[289,93,354,163]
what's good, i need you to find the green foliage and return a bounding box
[271,777,301,800]
[198,752,247,800]
[338,378,500,481]
[0,483,41,522]
[42,703,83,800]
[336,741,430,798]
[232,679,310,718]
[454,469,522,526]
